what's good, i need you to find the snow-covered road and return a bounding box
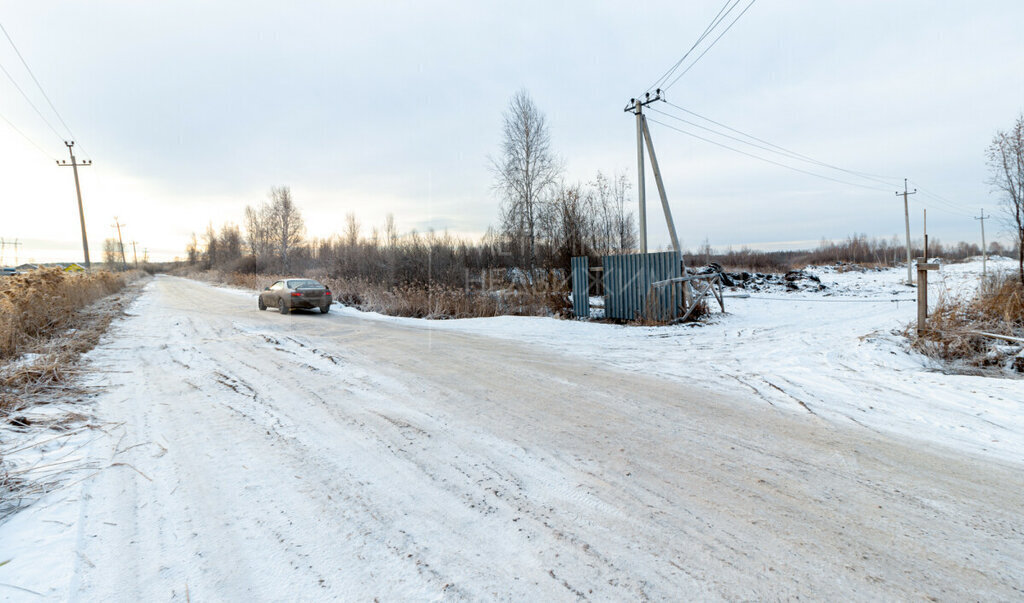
[4,274,1023,600]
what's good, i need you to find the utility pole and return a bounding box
[130,240,139,268]
[976,208,988,278]
[111,217,127,271]
[57,141,92,270]
[896,178,917,285]
[624,89,681,256]
[0,237,5,266]
[12,239,20,266]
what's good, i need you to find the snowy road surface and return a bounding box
[6,275,1024,599]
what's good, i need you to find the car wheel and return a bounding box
[320,304,330,314]
[278,299,288,315]
[258,296,266,311]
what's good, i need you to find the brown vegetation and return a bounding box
[913,272,1024,372]
[1,269,144,410]
[183,268,570,320]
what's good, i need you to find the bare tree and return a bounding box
[384,213,398,248]
[344,212,361,247]
[987,113,1024,283]
[202,222,218,269]
[244,203,273,259]
[492,89,561,270]
[218,223,242,265]
[103,238,120,269]
[185,233,199,265]
[268,186,305,272]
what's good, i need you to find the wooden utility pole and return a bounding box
[57,141,92,270]
[975,209,988,278]
[896,178,917,285]
[130,240,139,268]
[111,217,127,271]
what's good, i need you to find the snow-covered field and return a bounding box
[1,259,1021,600]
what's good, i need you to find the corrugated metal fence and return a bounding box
[570,256,589,318]
[602,251,681,321]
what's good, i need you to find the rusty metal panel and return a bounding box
[602,251,680,320]
[570,256,589,318]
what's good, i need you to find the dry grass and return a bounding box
[0,269,144,410]
[913,273,1024,371]
[185,268,570,319]
[0,269,131,359]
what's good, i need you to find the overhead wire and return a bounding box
[660,100,901,185]
[662,0,757,91]
[648,112,977,218]
[0,23,77,141]
[645,115,894,192]
[649,105,901,191]
[0,58,66,146]
[646,0,741,93]
[0,21,89,160]
[0,108,56,160]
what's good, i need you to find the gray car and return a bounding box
[258,278,333,314]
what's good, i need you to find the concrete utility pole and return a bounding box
[624,89,682,255]
[923,209,928,261]
[112,217,127,271]
[57,141,92,270]
[896,178,917,285]
[976,208,988,278]
[12,239,20,266]
[130,240,139,268]
[641,116,682,255]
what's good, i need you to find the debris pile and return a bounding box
[697,263,827,293]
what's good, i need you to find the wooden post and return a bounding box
[916,257,939,335]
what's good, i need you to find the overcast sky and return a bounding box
[2,1,1022,264]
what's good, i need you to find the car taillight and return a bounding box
[291,292,302,297]
[325,290,331,295]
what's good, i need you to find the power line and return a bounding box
[0,58,65,145]
[651,106,976,219]
[0,22,77,141]
[645,115,893,192]
[647,0,741,93]
[663,0,757,91]
[908,182,976,215]
[0,108,56,160]
[660,101,901,185]
[650,105,899,191]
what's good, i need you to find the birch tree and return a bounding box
[269,186,305,272]
[492,89,560,270]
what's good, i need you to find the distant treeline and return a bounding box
[686,233,1016,273]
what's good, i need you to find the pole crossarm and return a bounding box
[624,89,666,113]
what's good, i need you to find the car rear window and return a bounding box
[287,279,321,288]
